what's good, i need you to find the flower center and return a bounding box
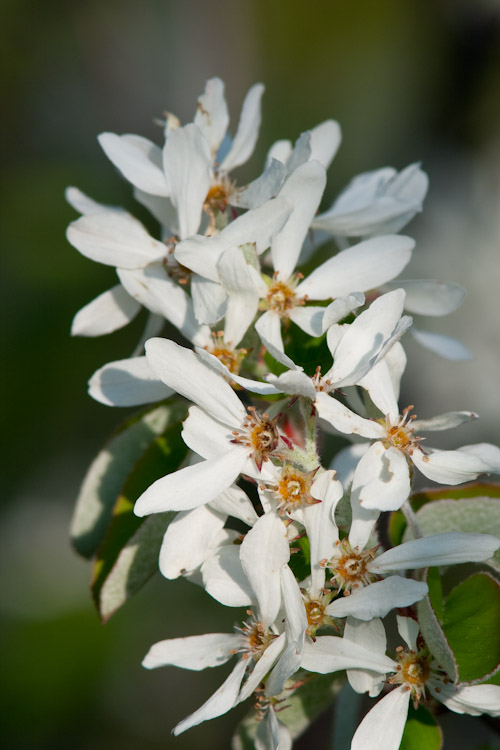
[273,465,318,513]
[205,332,247,375]
[301,590,337,638]
[325,539,378,593]
[265,274,306,317]
[381,405,422,456]
[231,407,280,470]
[235,612,276,661]
[390,646,433,704]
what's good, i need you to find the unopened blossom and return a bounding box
[350,616,500,750]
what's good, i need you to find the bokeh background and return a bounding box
[2,0,500,748]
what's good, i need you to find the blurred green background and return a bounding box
[2,0,500,747]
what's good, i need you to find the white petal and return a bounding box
[238,634,286,702]
[300,635,395,674]
[65,186,122,215]
[209,485,259,527]
[88,356,172,407]
[182,406,233,459]
[384,279,466,317]
[410,327,472,360]
[194,77,229,155]
[370,532,500,573]
[396,615,420,652]
[98,132,168,196]
[296,235,414,300]
[173,658,248,735]
[134,448,249,515]
[191,275,228,324]
[413,411,477,432]
[265,139,292,167]
[306,472,342,593]
[145,338,246,427]
[331,442,370,491]
[328,289,409,387]
[285,131,314,174]
[240,513,290,627]
[255,310,285,354]
[159,505,226,579]
[163,123,211,238]
[71,284,140,336]
[351,686,410,750]
[326,576,428,620]
[321,293,365,332]
[143,632,241,670]
[117,265,208,344]
[195,348,280,395]
[221,83,264,171]
[309,119,342,169]
[255,708,292,750]
[267,370,317,400]
[315,393,383,438]
[289,306,326,337]
[175,233,230,282]
[357,359,399,421]
[202,545,255,607]
[217,247,261,346]
[412,447,494,485]
[432,683,500,717]
[222,196,293,255]
[232,158,286,209]
[67,211,166,269]
[345,617,387,697]
[460,442,500,471]
[356,444,412,512]
[271,160,326,279]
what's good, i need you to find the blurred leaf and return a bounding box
[91,408,189,621]
[400,704,442,750]
[232,671,344,748]
[442,572,500,684]
[98,511,174,622]
[71,401,186,558]
[388,483,500,547]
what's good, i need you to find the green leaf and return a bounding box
[400,704,442,750]
[98,512,174,622]
[232,671,344,748]
[442,572,500,684]
[283,321,332,376]
[402,497,500,574]
[91,405,188,620]
[70,402,184,558]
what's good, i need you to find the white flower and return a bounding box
[133,339,291,517]
[312,163,428,238]
[142,519,305,736]
[350,616,500,750]
[177,158,415,352]
[317,370,500,511]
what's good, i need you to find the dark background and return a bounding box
[2,1,500,747]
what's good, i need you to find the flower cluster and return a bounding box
[68,78,500,749]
